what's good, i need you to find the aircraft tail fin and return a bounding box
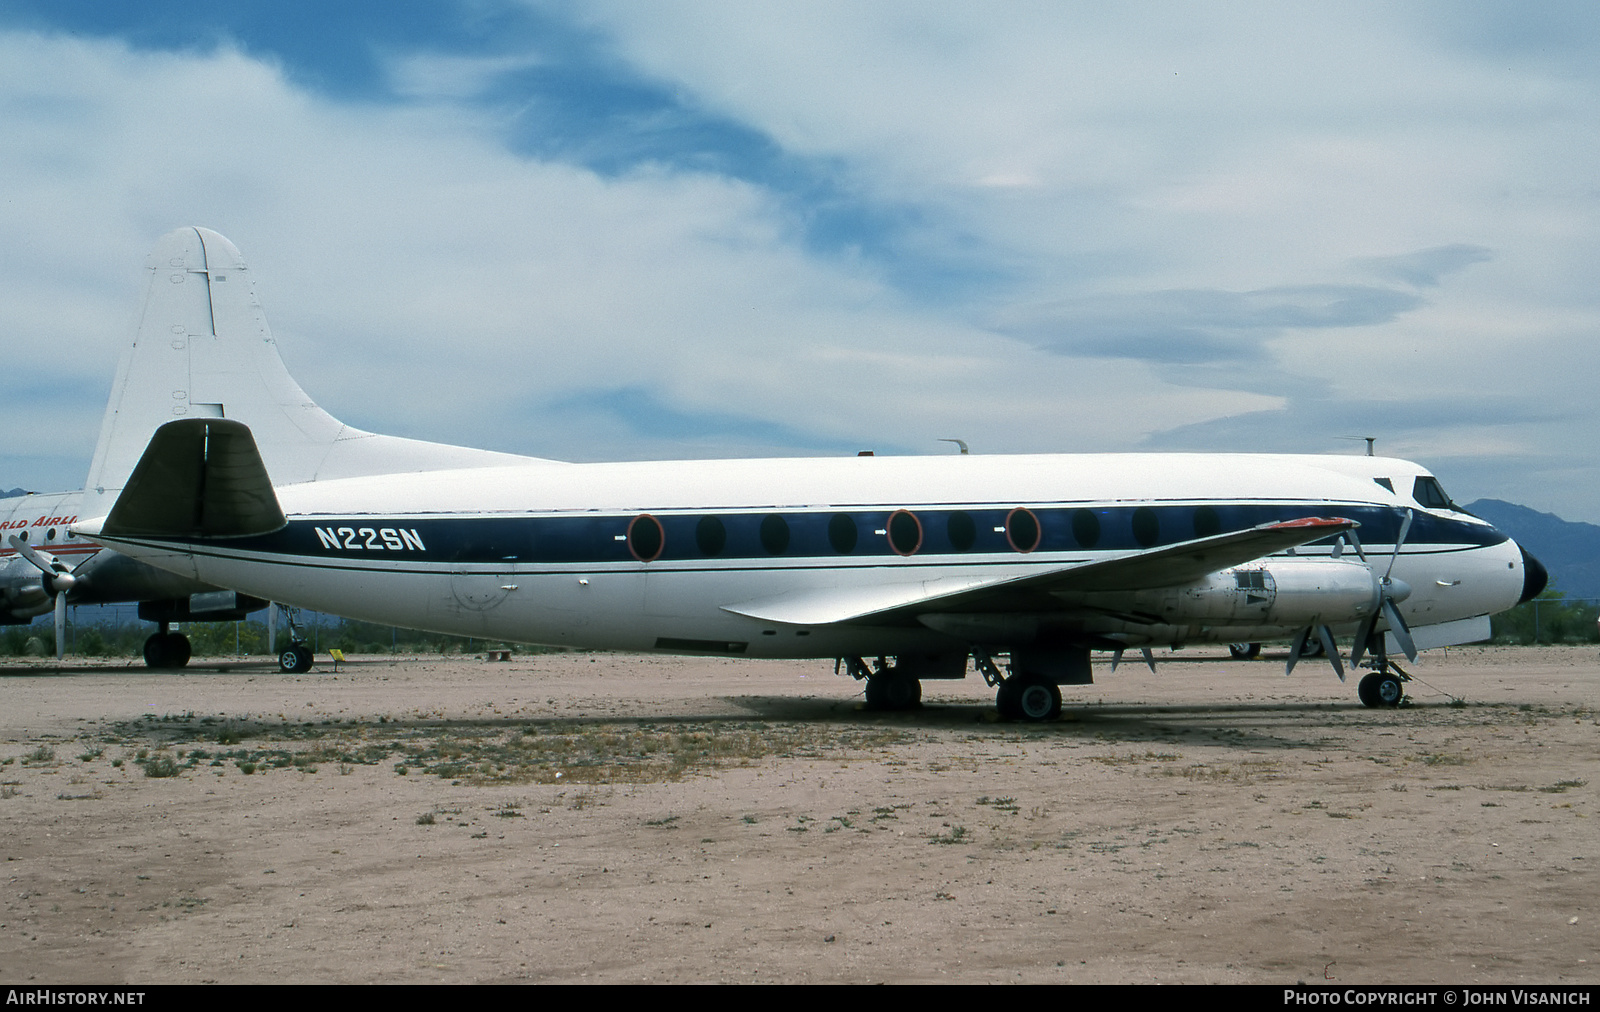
[83,227,545,519]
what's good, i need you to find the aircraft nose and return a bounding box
[1518,544,1548,604]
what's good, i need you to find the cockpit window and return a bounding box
[1412,476,1457,510]
[1373,477,1394,493]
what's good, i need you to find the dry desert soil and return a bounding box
[0,645,1594,984]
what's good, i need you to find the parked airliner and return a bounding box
[75,229,1545,717]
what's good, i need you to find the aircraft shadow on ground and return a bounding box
[90,693,1406,756]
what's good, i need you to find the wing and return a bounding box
[720,516,1354,626]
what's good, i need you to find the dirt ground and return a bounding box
[0,644,1594,985]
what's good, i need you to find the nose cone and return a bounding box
[1518,545,1549,604]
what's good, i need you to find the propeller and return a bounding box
[1286,509,1418,681]
[1285,623,1345,680]
[1350,509,1417,669]
[8,535,79,660]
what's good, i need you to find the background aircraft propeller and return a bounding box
[8,535,80,660]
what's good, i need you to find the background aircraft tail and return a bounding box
[83,228,547,519]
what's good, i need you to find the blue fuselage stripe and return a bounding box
[177,502,1505,566]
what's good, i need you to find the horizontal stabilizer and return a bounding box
[720,516,1354,627]
[101,419,286,539]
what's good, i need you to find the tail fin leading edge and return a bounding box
[83,228,546,519]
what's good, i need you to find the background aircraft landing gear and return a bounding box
[278,644,313,674]
[1228,642,1261,660]
[142,625,191,668]
[275,606,314,673]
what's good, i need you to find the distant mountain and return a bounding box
[1,488,28,499]
[1466,499,1600,601]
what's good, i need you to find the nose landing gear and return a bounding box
[1357,667,1406,707]
[1355,631,1408,708]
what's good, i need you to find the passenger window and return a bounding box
[1006,508,1041,553]
[1071,508,1100,548]
[760,514,790,555]
[1132,507,1159,547]
[887,510,922,556]
[946,511,976,552]
[828,514,858,554]
[627,515,664,562]
[695,516,726,556]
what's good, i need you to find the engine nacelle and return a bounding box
[1050,558,1381,629]
[0,556,52,620]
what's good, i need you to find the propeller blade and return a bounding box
[54,594,66,661]
[1286,627,1311,675]
[1345,526,1369,564]
[1317,624,1345,682]
[1140,647,1156,673]
[1382,598,1418,662]
[8,535,57,578]
[1384,509,1413,583]
[1350,611,1379,670]
[1110,647,1124,671]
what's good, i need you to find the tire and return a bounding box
[165,633,191,668]
[1228,642,1261,660]
[1358,672,1404,708]
[1357,672,1383,707]
[279,645,313,674]
[999,676,1060,722]
[995,678,1021,720]
[1375,673,1403,707]
[1014,678,1062,722]
[865,672,921,710]
[143,634,167,668]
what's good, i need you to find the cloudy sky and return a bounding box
[3,3,1597,521]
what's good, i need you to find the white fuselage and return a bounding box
[86,451,1532,659]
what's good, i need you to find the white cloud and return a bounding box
[0,27,1271,497]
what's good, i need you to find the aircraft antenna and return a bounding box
[1335,436,1377,456]
[939,439,970,455]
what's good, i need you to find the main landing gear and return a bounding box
[142,623,191,668]
[995,674,1062,722]
[842,656,923,711]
